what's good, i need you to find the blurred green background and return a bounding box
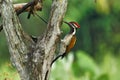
[0,0,120,80]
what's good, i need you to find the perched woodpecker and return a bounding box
[61,21,80,58]
[51,21,80,65]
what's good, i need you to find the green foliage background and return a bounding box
[0,0,120,80]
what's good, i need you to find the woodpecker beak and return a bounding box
[63,21,72,27]
[63,21,80,29]
[63,21,69,25]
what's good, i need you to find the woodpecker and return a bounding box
[61,21,80,58]
[51,21,80,65]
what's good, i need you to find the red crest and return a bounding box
[69,22,80,28]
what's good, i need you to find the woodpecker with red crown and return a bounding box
[61,21,80,58]
[51,21,80,65]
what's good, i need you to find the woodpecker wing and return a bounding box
[65,35,76,55]
[59,34,73,54]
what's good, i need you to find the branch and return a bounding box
[0,2,42,16]
[0,0,68,80]
[0,0,35,79]
[14,3,42,13]
[0,2,42,32]
[32,0,68,79]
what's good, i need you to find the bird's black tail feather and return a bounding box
[51,53,66,66]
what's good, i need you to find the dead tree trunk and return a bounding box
[0,0,67,80]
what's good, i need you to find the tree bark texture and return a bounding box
[0,0,67,80]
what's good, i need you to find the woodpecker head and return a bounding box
[63,21,80,29]
[63,21,80,35]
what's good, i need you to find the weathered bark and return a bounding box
[0,0,67,80]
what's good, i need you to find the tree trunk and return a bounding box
[0,0,67,80]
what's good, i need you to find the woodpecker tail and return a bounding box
[51,53,66,66]
[51,55,62,66]
[61,52,66,58]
